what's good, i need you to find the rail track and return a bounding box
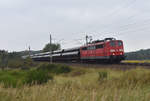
[120,62,150,66]
[56,62,150,70]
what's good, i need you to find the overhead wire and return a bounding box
[102,0,138,19]
[92,17,150,38]
[51,0,149,47]
[91,0,140,37]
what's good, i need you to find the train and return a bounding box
[27,38,125,63]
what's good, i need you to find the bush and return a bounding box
[0,63,71,87]
[25,69,53,85]
[0,75,17,88]
[24,57,34,68]
[0,70,26,88]
[37,63,71,74]
[7,60,24,68]
[0,69,53,87]
[98,71,108,81]
[55,65,71,74]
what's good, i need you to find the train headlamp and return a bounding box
[110,49,115,52]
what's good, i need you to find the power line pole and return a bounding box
[86,35,88,45]
[85,35,93,45]
[49,33,53,64]
[29,46,31,57]
[89,36,93,43]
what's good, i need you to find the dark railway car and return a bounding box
[31,47,80,62]
[57,47,80,61]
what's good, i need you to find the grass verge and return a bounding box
[0,64,150,101]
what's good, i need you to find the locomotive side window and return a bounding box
[110,41,116,47]
[118,41,123,46]
[87,46,96,50]
[92,46,96,50]
[82,47,87,50]
[96,44,104,49]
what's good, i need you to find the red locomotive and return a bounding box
[80,38,125,63]
[30,38,125,63]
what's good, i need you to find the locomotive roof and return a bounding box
[81,38,122,48]
[91,37,116,44]
[63,47,80,51]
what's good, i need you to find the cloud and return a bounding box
[0,0,150,52]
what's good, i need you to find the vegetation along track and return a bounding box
[56,62,150,70]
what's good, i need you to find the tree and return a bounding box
[43,43,61,52]
[0,50,9,69]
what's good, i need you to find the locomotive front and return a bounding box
[105,39,125,63]
[80,38,125,63]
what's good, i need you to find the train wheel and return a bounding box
[115,60,121,64]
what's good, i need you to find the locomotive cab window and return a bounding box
[110,41,116,47]
[96,44,104,49]
[87,46,96,50]
[118,41,123,46]
[82,47,87,50]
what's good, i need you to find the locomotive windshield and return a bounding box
[82,47,87,50]
[110,41,116,47]
[118,41,123,46]
[110,41,123,47]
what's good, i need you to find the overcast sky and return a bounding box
[0,0,150,52]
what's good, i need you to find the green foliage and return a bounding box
[1,67,150,100]
[37,63,71,74]
[126,49,150,60]
[98,71,108,81]
[7,60,24,68]
[7,57,34,69]
[97,69,150,89]
[0,50,25,69]
[0,50,9,68]
[25,69,53,85]
[0,70,26,88]
[0,63,71,88]
[0,69,53,87]
[0,49,37,69]
[0,75,18,88]
[23,57,34,68]
[43,43,61,52]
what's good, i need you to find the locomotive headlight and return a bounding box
[119,49,124,52]
[110,49,115,52]
[112,53,115,55]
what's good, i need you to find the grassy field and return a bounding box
[0,64,150,101]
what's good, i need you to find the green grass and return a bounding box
[0,70,26,87]
[25,69,53,85]
[0,64,71,88]
[0,65,150,101]
[37,63,71,74]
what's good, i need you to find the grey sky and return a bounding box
[0,0,150,52]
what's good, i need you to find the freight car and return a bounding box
[26,38,125,63]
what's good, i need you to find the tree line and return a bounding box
[125,49,150,60]
[0,43,61,68]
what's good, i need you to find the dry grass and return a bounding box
[0,66,150,101]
